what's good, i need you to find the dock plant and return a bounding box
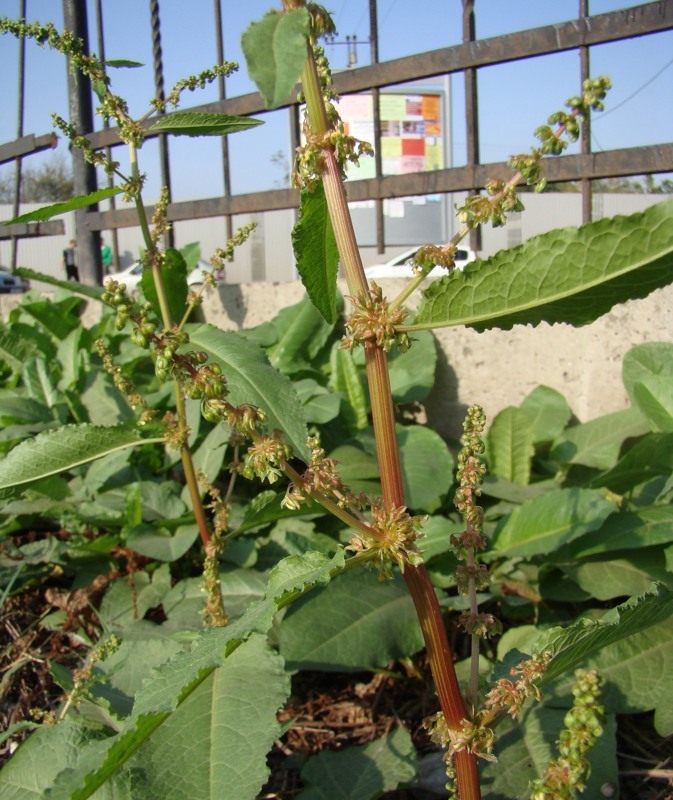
[1,3,673,799]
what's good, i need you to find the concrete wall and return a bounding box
[2,278,671,439]
[2,193,667,288]
[182,277,673,440]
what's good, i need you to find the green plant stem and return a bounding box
[301,43,481,800]
[466,546,480,706]
[128,142,212,550]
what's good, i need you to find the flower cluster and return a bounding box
[348,500,425,580]
[212,222,258,267]
[457,76,612,229]
[294,45,373,189]
[154,62,238,113]
[530,669,605,799]
[96,339,153,420]
[453,405,487,542]
[240,432,292,484]
[342,283,410,352]
[412,243,458,275]
[282,435,366,512]
[484,651,553,719]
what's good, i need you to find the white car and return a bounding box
[364,246,476,280]
[112,259,218,292]
[0,267,30,294]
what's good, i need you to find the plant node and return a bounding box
[241,432,292,484]
[342,283,410,352]
[282,434,367,511]
[347,499,426,580]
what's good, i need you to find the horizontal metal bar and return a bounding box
[0,219,65,239]
[85,1,673,151]
[0,133,58,165]
[83,143,673,231]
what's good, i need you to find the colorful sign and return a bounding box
[338,91,444,180]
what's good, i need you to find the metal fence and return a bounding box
[2,0,673,279]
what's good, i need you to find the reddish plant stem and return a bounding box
[301,45,481,800]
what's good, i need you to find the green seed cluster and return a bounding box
[530,669,606,799]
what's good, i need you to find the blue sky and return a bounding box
[0,0,671,201]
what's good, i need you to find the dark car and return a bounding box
[0,267,30,294]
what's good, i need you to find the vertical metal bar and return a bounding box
[213,0,233,242]
[579,0,592,223]
[10,0,26,272]
[95,0,120,273]
[369,0,385,254]
[462,0,481,253]
[149,0,174,248]
[62,0,102,284]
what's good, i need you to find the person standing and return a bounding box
[63,239,79,281]
[100,236,113,275]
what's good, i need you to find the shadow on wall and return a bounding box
[424,339,465,443]
[214,283,247,328]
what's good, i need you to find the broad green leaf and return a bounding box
[294,378,341,424]
[561,549,673,600]
[234,489,309,535]
[329,345,368,431]
[19,297,84,341]
[398,425,453,513]
[13,268,105,301]
[22,359,61,408]
[559,505,673,559]
[149,111,263,136]
[519,385,573,444]
[79,371,134,425]
[47,549,344,800]
[279,569,425,671]
[126,524,199,562]
[328,442,380,496]
[0,392,54,425]
[267,295,335,374]
[550,406,649,470]
[622,341,673,404]
[141,248,188,323]
[487,406,535,485]
[632,375,673,431]
[0,425,162,491]
[534,583,673,686]
[292,185,339,324]
[186,323,309,460]
[388,328,437,404]
[412,200,673,331]
[481,475,555,504]
[0,720,130,800]
[0,327,37,372]
[241,8,310,108]
[98,568,172,631]
[491,487,616,558]
[330,425,453,512]
[552,615,673,737]
[180,422,229,505]
[592,432,673,493]
[5,187,123,225]
[480,705,617,800]
[297,727,416,800]
[128,635,290,800]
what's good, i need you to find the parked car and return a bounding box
[363,246,476,280]
[0,267,30,294]
[112,259,219,293]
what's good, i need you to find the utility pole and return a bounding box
[62,0,102,285]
